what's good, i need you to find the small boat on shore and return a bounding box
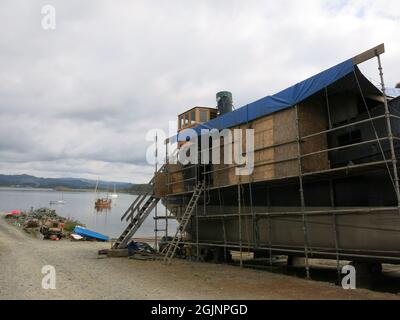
[73,226,109,241]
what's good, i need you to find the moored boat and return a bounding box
[110,184,118,199]
[93,179,112,208]
[50,191,65,205]
[95,198,112,207]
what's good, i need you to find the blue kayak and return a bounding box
[73,226,109,241]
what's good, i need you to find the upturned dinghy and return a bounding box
[73,226,109,241]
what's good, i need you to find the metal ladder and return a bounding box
[163,181,205,264]
[113,195,160,249]
[113,165,165,249]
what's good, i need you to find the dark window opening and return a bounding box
[199,110,207,122]
[190,111,196,123]
[357,96,382,115]
[337,130,362,147]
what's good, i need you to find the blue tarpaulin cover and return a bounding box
[174,58,355,142]
[387,88,400,98]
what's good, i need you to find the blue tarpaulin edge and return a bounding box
[387,88,400,98]
[173,58,355,143]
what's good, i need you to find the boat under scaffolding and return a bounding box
[154,43,400,268]
[113,43,400,275]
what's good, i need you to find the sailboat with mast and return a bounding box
[110,184,118,199]
[50,191,65,205]
[94,179,112,208]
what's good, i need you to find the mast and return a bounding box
[94,177,99,199]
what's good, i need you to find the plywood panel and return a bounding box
[205,102,329,190]
[272,108,298,179]
[166,164,185,194]
[273,108,296,144]
[154,172,167,198]
[298,101,329,173]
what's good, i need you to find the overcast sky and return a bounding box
[0,0,399,183]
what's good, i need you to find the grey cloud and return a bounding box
[0,0,399,182]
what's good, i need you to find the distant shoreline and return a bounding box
[0,186,143,195]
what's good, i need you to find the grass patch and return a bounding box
[64,219,86,232]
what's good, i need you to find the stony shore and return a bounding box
[0,212,398,300]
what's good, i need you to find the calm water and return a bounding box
[0,188,176,238]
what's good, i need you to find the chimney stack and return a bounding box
[216,91,233,116]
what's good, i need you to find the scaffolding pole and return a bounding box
[267,186,273,270]
[222,216,227,261]
[160,53,399,271]
[325,89,341,283]
[295,104,311,279]
[377,53,400,208]
[181,240,400,263]
[267,215,273,270]
[195,206,399,219]
[167,109,397,190]
[242,185,251,254]
[165,142,169,239]
[249,182,257,251]
[218,187,228,261]
[195,202,199,261]
[329,179,341,284]
[154,133,158,251]
[238,184,243,268]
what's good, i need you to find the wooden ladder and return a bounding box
[163,181,205,264]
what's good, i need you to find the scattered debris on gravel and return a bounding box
[4,207,89,241]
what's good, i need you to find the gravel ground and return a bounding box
[0,212,399,300]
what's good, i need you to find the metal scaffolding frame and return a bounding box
[158,50,400,277]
